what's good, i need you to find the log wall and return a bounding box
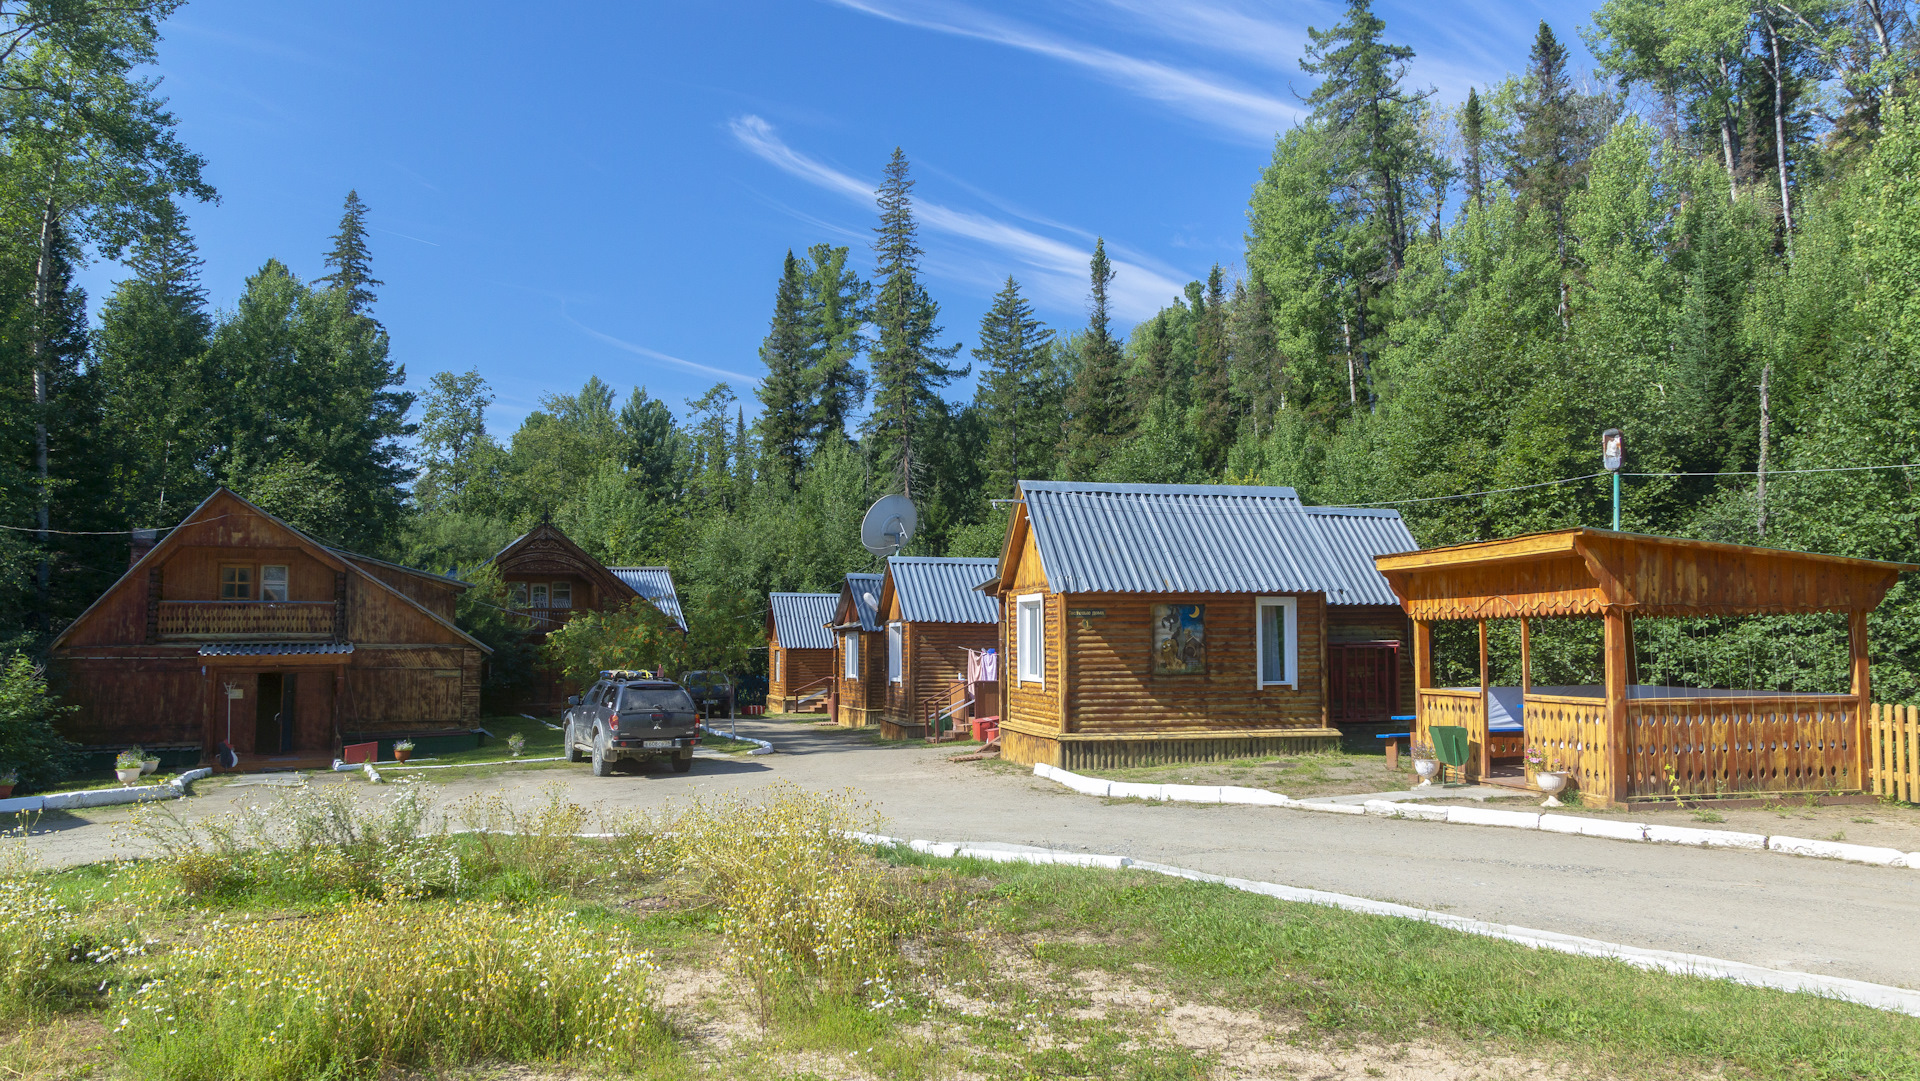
[1328,603,1415,714]
[768,641,834,711]
[885,621,998,728]
[832,630,887,726]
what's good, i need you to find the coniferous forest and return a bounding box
[7,1,1920,704]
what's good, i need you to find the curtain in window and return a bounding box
[1260,603,1285,683]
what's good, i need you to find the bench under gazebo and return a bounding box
[1373,529,1916,808]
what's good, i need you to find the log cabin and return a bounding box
[985,481,1419,770]
[767,592,837,713]
[50,487,490,765]
[877,557,1001,739]
[827,572,886,727]
[483,523,686,712]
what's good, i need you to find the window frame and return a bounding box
[1015,594,1045,686]
[772,648,781,683]
[887,622,904,683]
[550,581,573,609]
[530,583,549,608]
[259,564,290,603]
[844,632,861,679]
[219,564,254,601]
[1254,596,1300,689]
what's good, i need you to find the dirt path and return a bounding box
[22,716,1920,991]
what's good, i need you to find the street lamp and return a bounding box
[1602,428,1625,531]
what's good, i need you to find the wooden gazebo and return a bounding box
[1374,529,1917,808]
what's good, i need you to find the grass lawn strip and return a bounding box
[3,782,1916,1080]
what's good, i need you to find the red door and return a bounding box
[1329,642,1400,725]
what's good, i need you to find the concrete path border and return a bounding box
[1032,763,1920,871]
[850,829,1920,1018]
[0,767,214,815]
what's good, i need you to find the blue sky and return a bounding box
[92,0,1601,437]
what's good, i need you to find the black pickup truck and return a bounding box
[562,670,700,776]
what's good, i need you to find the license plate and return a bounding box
[642,740,674,749]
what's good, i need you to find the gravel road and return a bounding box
[21,716,1920,991]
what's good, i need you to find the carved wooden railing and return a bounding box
[1524,694,1611,798]
[1624,695,1859,799]
[156,601,336,639]
[1418,688,1485,779]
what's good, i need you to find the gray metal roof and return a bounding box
[607,567,688,631]
[769,593,838,650]
[1301,507,1421,606]
[887,557,1001,624]
[198,641,355,656]
[1016,480,1412,604]
[842,573,883,632]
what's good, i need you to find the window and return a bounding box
[773,649,782,682]
[888,622,903,683]
[620,686,695,712]
[550,582,573,609]
[844,632,861,678]
[220,565,253,601]
[1256,597,1299,688]
[1016,595,1044,685]
[531,583,549,608]
[508,582,528,608]
[260,565,289,602]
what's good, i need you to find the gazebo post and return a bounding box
[1412,619,1431,747]
[1477,618,1490,780]
[1604,607,1631,807]
[1519,618,1531,697]
[1850,608,1871,792]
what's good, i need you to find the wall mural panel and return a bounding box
[1152,604,1206,675]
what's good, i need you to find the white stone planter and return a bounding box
[140,758,159,776]
[1412,758,1439,787]
[115,767,143,784]
[1535,770,1569,807]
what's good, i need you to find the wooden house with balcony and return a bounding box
[1374,529,1918,808]
[876,557,1001,739]
[767,592,837,713]
[984,481,1420,770]
[50,488,490,764]
[828,572,886,727]
[483,523,686,711]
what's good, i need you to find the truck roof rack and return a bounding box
[599,668,658,680]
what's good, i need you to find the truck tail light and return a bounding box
[609,713,620,731]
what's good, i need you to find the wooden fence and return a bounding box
[1870,703,1920,803]
[1623,695,1858,799]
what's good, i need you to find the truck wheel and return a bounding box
[672,751,693,773]
[565,722,585,763]
[591,733,612,777]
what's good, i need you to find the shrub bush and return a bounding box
[0,655,75,790]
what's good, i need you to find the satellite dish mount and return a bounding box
[860,495,918,558]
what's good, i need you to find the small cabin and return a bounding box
[767,592,837,713]
[877,557,1001,739]
[828,572,886,727]
[51,488,490,765]
[484,523,685,711]
[986,481,1419,770]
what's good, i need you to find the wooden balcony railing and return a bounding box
[1623,694,1859,799]
[156,601,336,640]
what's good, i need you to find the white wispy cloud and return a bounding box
[563,314,761,387]
[730,115,1190,321]
[821,0,1301,141]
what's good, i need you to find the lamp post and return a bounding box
[1602,428,1625,531]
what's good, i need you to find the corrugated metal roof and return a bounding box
[198,641,355,656]
[1301,507,1421,606]
[1017,480,1413,605]
[769,593,837,650]
[843,573,883,632]
[888,557,1001,623]
[608,567,688,631]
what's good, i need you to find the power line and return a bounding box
[1345,474,1605,508]
[1349,462,1920,509]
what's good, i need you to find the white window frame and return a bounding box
[773,648,781,683]
[550,582,573,609]
[259,564,289,603]
[1016,594,1045,686]
[531,583,549,608]
[844,632,861,679]
[888,622,904,682]
[1255,596,1299,689]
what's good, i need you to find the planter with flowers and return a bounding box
[392,740,414,763]
[507,732,526,758]
[0,769,16,799]
[1409,739,1439,787]
[1526,746,1571,807]
[115,749,146,784]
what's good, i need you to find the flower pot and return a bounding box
[1534,770,1569,808]
[115,768,143,784]
[140,758,160,776]
[393,748,413,763]
[0,784,14,799]
[1411,758,1439,787]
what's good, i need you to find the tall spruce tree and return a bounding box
[1063,238,1131,477]
[971,277,1054,497]
[755,251,812,488]
[864,149,963,497]
[1190,265,1235,472]
[315,190,382,317]
[801,243,868,449]
[1462,87,1487,209]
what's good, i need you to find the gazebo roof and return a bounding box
[1373,528,1919,620]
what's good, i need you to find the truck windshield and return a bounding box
[620,687,695,713]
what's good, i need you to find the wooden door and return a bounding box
[1329,642,1399,725]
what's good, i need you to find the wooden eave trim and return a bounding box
[996,502,1033,593]
[1374,531,1580,573]
[485,524,638,604]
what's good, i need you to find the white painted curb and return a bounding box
[858,829,1920,1018]
[1033,763,1918,872]
[16,766,214,813]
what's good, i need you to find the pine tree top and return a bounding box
[316,190,383,316]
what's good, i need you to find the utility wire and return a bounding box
[1350,462,1920,509]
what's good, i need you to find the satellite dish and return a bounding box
[860,494,917,557]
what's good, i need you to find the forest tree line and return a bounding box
[6,0,1920,705]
